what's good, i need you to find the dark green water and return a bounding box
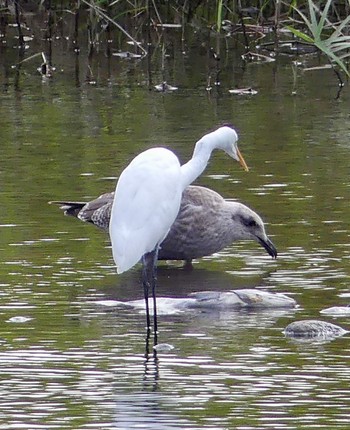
[0,21,350,430]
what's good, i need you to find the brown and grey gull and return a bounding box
[50,185,277,262]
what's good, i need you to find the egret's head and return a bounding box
[212,125,249,171]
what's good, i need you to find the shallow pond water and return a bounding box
[0,19,350,430]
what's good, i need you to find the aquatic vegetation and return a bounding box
[1,1,349,92]
[287,0,350,79]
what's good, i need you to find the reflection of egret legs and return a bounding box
[142,247,159,345]
[143,336,159,392]
[182,260,194,271]
[144,324,151,357]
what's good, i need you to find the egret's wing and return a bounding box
[110,148,182,273]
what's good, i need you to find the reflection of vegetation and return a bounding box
[1,1,349,88]
[5,1,350,30]
[3,2,350,44]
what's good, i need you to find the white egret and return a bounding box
[108,125,248,341]
[50,186,277,261]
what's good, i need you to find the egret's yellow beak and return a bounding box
[237,148,249,172]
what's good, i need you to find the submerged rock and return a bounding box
[320,306,350,316]
[284,320,347,339]
[153,343,175,353]
[6,316,33,323]
[96,289,297,315]
[188,289,296,309]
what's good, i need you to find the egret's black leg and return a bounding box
[142,255,151,333]
[150,247,159,345]
[143,248,159,345]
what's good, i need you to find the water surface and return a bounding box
[1,21,350,430]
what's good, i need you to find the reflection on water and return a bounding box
[1,21,350,430]
[114,393,196,430]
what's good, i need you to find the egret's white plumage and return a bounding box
[110,147,183,273]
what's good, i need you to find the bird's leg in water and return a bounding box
[142,257,151,334]
[150,246,159,345]
[142,248,159,344]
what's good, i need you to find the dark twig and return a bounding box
[238,9,249,52]
[14,0,24,47]
[81,0,147,56]
[73,1,80,53]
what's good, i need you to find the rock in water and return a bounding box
[284,320,347,339]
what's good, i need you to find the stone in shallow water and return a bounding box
[284,320,347,338]
[320,306,350,316]
[7,316,33,323]
[95,289,297,315]
[189,289,297,309]
[153,343,175,353]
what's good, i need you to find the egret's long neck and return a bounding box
[180,137,215,189]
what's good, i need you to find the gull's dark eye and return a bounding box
[238,215,258,228]
[247,219,258,228]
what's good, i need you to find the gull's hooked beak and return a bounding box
[256,236,278,259]
[237,148,249,172]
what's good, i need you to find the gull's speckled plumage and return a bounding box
[50,185,277,262]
